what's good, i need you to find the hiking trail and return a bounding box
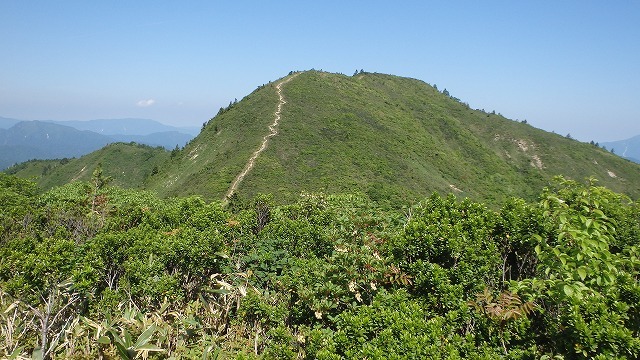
[224,73,299,200]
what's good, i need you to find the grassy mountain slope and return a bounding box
[6,143,169,190]
[147,70,640,204]
[145,81,282,198]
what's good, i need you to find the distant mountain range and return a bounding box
[0,117,197,170]
[601,136,640,164]
[44,118,199,136]
[0,117,21,129]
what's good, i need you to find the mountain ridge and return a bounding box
[0,119,196,170]
[225,73,300,199]
[0,121,114,170]
[0,116,198,136]
[8,70,640,206]
[147,70,640,204]
[602,135,640,164]
[45,118,199,136]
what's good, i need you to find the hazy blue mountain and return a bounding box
[0,118,197,169]
[0,117,21,129]
[110,131,194,149]
[0,121,113,169]
[602,135,640,164]
[46,118,200,136]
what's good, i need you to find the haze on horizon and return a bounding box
[1,1,639,142]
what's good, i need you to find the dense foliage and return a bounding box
[1,172,639,359]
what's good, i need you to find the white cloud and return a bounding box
[136,99,156,107]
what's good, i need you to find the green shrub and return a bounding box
[391,193,501,301]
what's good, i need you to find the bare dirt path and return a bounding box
[224,73,299,200]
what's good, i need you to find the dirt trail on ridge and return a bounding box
[224,73,299,200]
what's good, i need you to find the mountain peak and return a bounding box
[142,70,640,204]
[8,71,640,205]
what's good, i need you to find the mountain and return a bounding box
[142,70,640,204]
[109,131,194,150]
[0,119,196,170]
[0,121,114,169]
[0,116,22,129]
[48,118,198,148]
[46,118,200,136]
[601,135,640,164]
[9,71,640,205]
[4,142,170,190]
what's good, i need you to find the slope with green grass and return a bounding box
[144,77,285,199]
[149,70,640,204]
[9,70,640,205]
[6,142,169,190]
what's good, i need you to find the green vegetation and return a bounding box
[151,71,640,205]
[8,71,640,208]
[3,71,640,357]
[5,142,170,190]
[1,172,639,358]
[146,81,282,200]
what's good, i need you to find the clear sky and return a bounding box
[1,1,639,142]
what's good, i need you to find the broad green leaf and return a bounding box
[559,214,567,225]
[97,336,111,344]
[8,346,24,360]
[114,341,132,360]
[109,330,127,348]
[604,272,616,285]
[158,301,170,314]
[123,329,133,347]
[563,284,574,297]
[32,347,43,360]
[134,324,157,348]
[577,267,587,281]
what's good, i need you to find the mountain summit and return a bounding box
[144,70,640,204]
[10,70,640,205]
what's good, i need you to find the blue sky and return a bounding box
[1,1,639,142]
